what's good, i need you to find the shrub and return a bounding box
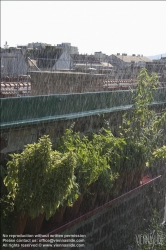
[59,127,111,193]
[4,135,78,220]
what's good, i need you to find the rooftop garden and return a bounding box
[1,68,166,237]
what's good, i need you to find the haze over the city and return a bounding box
[1,1,166,57]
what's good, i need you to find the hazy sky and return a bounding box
[1,1,166,56]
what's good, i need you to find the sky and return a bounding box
[1,1,166,57]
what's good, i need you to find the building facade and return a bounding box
[57,43,79,54]
[1,48,28,76]
[27,42,52,49]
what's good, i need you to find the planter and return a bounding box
[80,183,98,213]
[111,173,125,197]
[48,205,66,227]
[80,192,98,214]
[110,166,146,196]
[122,166,146,192]
[24,213,45,234]
[15,211,29,234]
[39,175,161,250]
[95,193,110,207]
[41,205,67,233]
[63,193,84,222]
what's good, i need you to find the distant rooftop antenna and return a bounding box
[4,41,9,49]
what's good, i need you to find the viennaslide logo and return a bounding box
[135,232,164,247]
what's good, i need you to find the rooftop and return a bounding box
[113,54,152,63]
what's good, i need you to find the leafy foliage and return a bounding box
[4,135,78,220]
[2,68,166,234]
[41,151,79,220]
[152,146,166,160]
[59,126,113,192]
[119,68,166,171]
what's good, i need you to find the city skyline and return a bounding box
[1,1,166,57]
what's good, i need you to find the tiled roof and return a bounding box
[113,54,152,63]
[0,81,31,97]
